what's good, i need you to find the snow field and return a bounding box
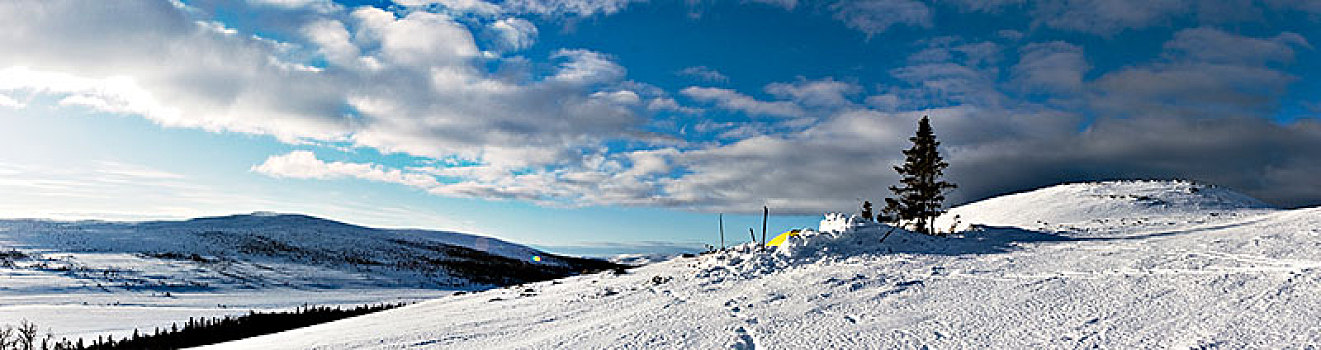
[214,181,1321,348]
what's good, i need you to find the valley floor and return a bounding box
[0,288,452,341]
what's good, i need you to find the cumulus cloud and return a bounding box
[301,19,361,67]
[680,87,806,118]
[1,0,651,170]
[0,1,353,142]
[487,18,539,51]
[0,0,662,208]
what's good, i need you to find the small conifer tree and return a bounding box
[886,116,956,235]
[860,200,874,222]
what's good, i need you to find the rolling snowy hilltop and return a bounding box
[0,213,617,340]
[213,181,1321,349]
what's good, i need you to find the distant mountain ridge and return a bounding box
[0,213,619,292]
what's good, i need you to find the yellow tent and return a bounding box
[766,229,803,247]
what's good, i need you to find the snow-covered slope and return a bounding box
[0,213,617,339]
[936,180,1274,234]
[214,182,1321,349]
[0,213,610,291]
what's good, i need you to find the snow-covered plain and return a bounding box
[214,181,1321,348]
[0,213,606,340]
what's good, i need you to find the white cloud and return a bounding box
[829,0,932,37]
[1162,27,1310,65]
[1013,41,1089,94]
[0,66,186,127]
[591,90,642,105]
[352,7,481,68]
[680,87,805,118]
[764,78,861,108]
[890,62,1000,107]
[246,0,342,13]
[396,0,504,16]
[301,19,361,68]
[864,94,901,111]
[646,97,703,114]
[676,66,729,84]
[501,0,644,17]
[1,0,648,173]
[549,49,627,85]
[488,18,539,51]
[252,151,440,188]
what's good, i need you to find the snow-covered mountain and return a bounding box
[0,212,613,291]
[0,213,617,339]
[213,181,1321,348]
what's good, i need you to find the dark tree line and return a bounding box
[864,116,957,236]
[6,302,406,350]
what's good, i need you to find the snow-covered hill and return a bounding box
[214,181,1321,348]
[936,180,1275,234]
[0,213,617,339]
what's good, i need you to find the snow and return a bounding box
[934,180,1273,233]
[210,181,1321,348]
[0,213,588,339]
[608,253,682,266]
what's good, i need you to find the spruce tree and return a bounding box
[860,200,874,222]
[886,116,956,235]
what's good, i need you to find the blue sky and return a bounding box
[2,0,1320,255]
